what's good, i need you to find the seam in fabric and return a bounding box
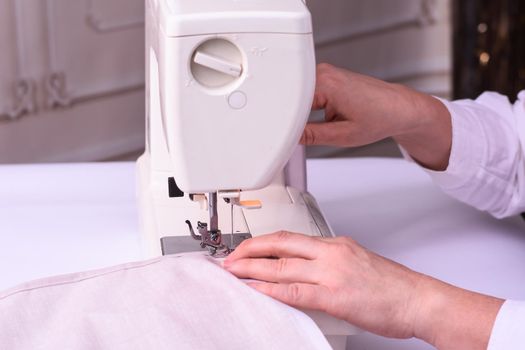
[0,256,184,301]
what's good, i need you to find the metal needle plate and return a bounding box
[160,233,252,255]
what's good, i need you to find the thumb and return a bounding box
[300,121,349,146]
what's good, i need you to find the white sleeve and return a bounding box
[488,300,525,350]
[402,91,525,218]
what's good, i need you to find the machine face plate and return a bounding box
[160,233,252,255]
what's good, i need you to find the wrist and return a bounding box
[393,85,438,136]
[412,276,504,350]
[392,89,452,171]
[411,275,450,346]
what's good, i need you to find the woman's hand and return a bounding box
[225,231,422,339]
[224,231,503,350]
[302,64,453,171]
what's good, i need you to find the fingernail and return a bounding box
[246,282,263,292]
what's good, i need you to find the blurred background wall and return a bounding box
[0,0,145,163]
[0,0,455,163]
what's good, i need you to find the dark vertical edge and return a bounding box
[453,0,524,101]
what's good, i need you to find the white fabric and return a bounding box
[402,91,525,350]
[0,254,330,350]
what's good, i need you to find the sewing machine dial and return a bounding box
[190,39,244,89]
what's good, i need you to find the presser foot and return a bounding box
[160,231,252,256]
[156,220,252,257]
[185,220,230,256]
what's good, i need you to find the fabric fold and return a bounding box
[0,254,330,350]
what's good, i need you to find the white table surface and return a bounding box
[1,158,524,350]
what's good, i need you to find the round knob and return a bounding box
[190,39,244,88]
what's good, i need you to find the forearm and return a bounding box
[392,86,453,171]
[414,275,504,350]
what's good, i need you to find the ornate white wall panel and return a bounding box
[44,0,144,107]
[86,0,144,33]
[0,0,145,163]
[0,0,35,121]
[0,1,16,113]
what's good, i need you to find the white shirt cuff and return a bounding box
[400,97,485,190]
[488,300,525,350]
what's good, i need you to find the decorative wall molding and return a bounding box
[0,79,36,121]
[44,0,145,108]
[12,0,27,76]
[0,0,35,122]
[315,0,439,47]
[419,0,439,25]
[45,72,71,109]
[86,0,144,33]
[0,0,146,163]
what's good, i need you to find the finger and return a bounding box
[300,121,351,146]
[226,231,324,263]
[225,258,320,284]
[324,104,341,123]
[312,90,328,110]
[247,281,329,312]
[313,63,338,111]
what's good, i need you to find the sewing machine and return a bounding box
[137,0,358,347]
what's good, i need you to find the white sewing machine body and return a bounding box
[137,0,359,346]
[138,0,326,257]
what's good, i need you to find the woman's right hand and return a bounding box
[302,63,452,171]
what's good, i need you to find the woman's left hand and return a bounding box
[223,231,503,350]
[224,231,423,339]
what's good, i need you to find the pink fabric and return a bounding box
[0,254,329,350]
